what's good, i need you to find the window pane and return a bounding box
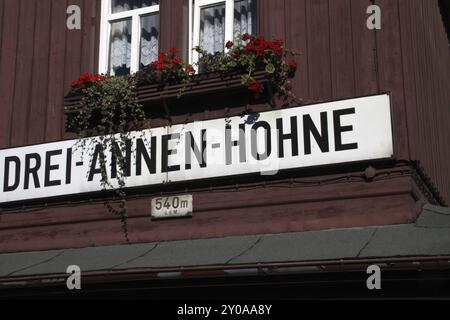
[109,19,132,75]
[234,0,257,42]
[111,0,159,13]
[140,13,159,69]
[200,3,225,54]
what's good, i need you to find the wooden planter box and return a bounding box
[64,70,268,116]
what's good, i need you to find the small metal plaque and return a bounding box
[151,194,193,219]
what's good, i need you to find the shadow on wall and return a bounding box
[439,0,450,43]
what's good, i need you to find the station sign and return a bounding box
[0,94,394,204]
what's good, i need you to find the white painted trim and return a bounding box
[108,6,159,22]
[188,0,193,64]
[98,0,110,74]
[224,0,234,51]
[98,0,160,75]
[130,12,141,72]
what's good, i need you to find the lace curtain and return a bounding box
[140,14,159,69]
[199,0,257,54]
[234,0,257,42]
[109,19,132,75]
[199,4,225,54]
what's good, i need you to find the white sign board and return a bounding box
[0,94,394,204]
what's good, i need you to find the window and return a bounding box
[190,0,257,64]
[99,0,160,75]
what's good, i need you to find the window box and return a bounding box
[64,70,268,132]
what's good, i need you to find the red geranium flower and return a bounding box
[169,47,180,54]
[70,80,82,87]
[248,79,262,91]
[242,33,252,41]
[255,44,266,55]
[272,39,284,48]
[171,57,183,65]
[158,52,167,62]
[151,60,166,71]
[248,79,263,98]
[91,74,106,81]
[261,39,283,56]
[70,73,105,88]
[288,60,298,70]
[184,65,195,75]
[226,41,234,49]
[245,42,255,52]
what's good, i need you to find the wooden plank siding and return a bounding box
[0,0,449,253]
[0,0,20,149]
[159,0,189,61]
[350,0,379,97]
[396,0,450,203]
[0,0,100,146]
[10,1,37,147]
[376,0,409,160]
[28,0,52,144]
[329,0,356,99]
[46,0,69,143]
[284,0,309,99]
[0,0,4,60]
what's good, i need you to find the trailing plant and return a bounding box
[68,73,146,242]
[68,73,145,135]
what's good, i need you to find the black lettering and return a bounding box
[303,112,329,154]
[45,150,62,187]
[185,130,207,170]
[225,124,246,165]
[111,139,132,179]
[88,144,106,182]
[3,156,21,192]
[334,108,358,151]
[162,133,181,173]
[136,137,157,175]
[65,148,72,184]
[277,116,299,158]
[251,121,272,160]
[24,153,41,190]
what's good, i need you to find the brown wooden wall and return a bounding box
[0,0,100,147]
[257,0,450,203]
[0,0,449,252]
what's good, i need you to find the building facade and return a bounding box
[0,0,449,299]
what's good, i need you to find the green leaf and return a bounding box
[265,63,275,74]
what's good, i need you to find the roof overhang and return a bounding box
[0,204,449,289]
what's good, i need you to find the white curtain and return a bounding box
[200,4,225,54]
[109,19,132,75]
[234,0,257,42]
[140,14,159,69]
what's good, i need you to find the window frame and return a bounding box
[190,0,235,65]
[99,0,160,75]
